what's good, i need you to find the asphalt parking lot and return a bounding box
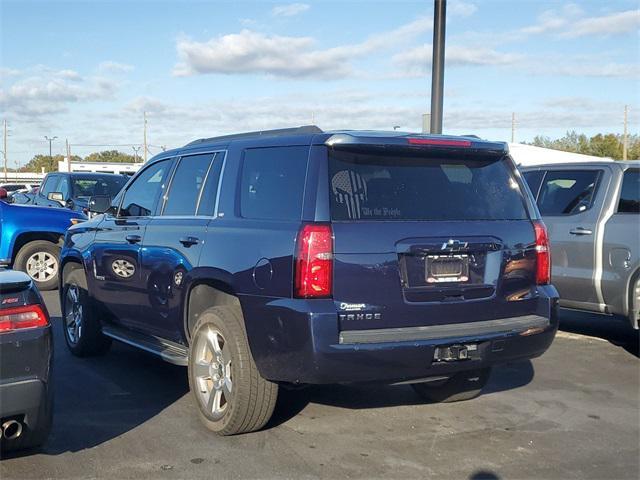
[1,291,639,480]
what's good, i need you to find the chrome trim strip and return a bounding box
[338,315,550,345]
[213,151,227,218]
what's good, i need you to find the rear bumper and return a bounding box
[242,286,559,384]
[0,326,53,427]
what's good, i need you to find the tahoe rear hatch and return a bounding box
[326,138,541,333]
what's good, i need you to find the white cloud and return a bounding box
[173,16,431,78]
[448,0,478,17]
[0,70,118,118]
[560,9,640,38]
[98,61,134,73]
[271,3,310,17]
[393,44,523,77]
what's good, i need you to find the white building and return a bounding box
[508,143,607,167]
[58,158,142,176]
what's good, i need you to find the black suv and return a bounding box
[60,126,558,435]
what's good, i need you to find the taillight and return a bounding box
[408,138,471,147]
[0,304,49,333]
[533,221,551,285]
[295,224,333,298]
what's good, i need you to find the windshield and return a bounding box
[71,176,127,200]
[329,150,529,221]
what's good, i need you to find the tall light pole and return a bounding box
[44,135,58,167]
[430,0,447,135]
[3,120,7,181]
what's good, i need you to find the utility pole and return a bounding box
[623,105,628,161]
[132,146,141,163]
[66,139,71,172]
[143,111,148,162]
[511,112,516,143]
[44,135,58,167]
[430,0,447,134]
[3,120,7,181]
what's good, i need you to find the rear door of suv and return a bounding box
[139,151,224,341]
[324,137,542,333]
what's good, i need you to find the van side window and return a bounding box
[537,170,600,216]
[618,169,640,213]
[119,159,173,217]
[240,146,308,220]
[163,153,214,216]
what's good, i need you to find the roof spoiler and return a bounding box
[324,133,508,155]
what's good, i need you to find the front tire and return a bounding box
[61,265,111,356]
[412,368,492,403]
[188,306,278,435]
[14,240,60,291]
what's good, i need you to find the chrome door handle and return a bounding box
[125,234,142,244]
[179,236,199,247]
[569,227,593,235]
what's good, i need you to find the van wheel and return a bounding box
[411,368,492,403]
[61,265,111,356]
[14,240,60,291]
[188,306,278,435]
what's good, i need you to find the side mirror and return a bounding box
[48,192,65,205]
[89,195,111,214]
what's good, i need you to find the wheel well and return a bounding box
[628,269,640,330]
[11,232,62,264]
[185,282,241,341]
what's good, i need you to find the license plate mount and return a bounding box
[434,343,479,362]
[426,254,469,283]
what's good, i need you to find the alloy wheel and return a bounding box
[26,252,58,283]
[192,327,233,420]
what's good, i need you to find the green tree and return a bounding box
[84,150,137,163]
[20,154,82,173]
[527,131,639,160]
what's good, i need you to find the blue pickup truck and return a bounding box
[0,201,85,290]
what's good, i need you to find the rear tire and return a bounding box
[188,306,278,435]
[61,265,111,356]
[14,240,60,291]
[411,368,492,403]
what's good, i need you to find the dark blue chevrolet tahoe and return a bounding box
[59,126,558,435]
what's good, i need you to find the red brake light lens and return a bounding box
[0,304,49,333]
[295,224,333,298]
[408,138,471,147]
[533,221,551,285]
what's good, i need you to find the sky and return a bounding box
[1,0,639,167]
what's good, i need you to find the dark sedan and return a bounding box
[0,269,53,452]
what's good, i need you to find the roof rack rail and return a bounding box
[185,125,323,146]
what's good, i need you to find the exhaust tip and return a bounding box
[2,420,23,440]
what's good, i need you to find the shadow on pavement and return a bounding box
[269,360,534,428]
[14,316,190,457]
[558,308,639,358]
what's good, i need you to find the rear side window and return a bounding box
[240,146,308,220]
[537,170,600,216]
[163,153,214,216]
[119,159,173,217]
[618,169,640,213]
[329,151,528,221]
[196,154,224,216]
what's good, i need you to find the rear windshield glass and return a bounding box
[329,150,528,221]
